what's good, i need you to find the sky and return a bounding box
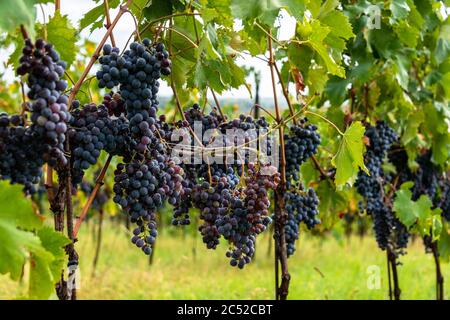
[0,0,296,100]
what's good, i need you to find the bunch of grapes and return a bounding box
[96,40,171,154]
[284,119,321,184]
[412,151,440,202]
[113,158,184,219]
[18,38,70,167]
[131,214,158,256]
[0,114,44,194]
[284,188,320,257]
[439,182,450,222]
[191,165,237,249]
[217,164,279,268]
[69,102,134,186]
[171,172,195,226]
[113,156,184,251]
[355,122,408,251]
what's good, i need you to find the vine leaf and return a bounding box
[393,182,443,239]
[438,226,450,261]
[0,220,50,281]
[29,228,71,299]
[143,0,178,21]
[0,181,42,230]
[0,0,51,38]
[317,179,348,227]
[39,12,78,68]
[297,19,346,78]
[79,0,120,33]
[0,182,70,299]
[331,121,367,188]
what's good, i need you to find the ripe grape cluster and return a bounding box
[285,119,321,184]
[412,152,440,202]
[0,114,44,194]
[1,38,324,269]
[0,39,69,194]
[113,158,184,254]
[192,165,237,249]
[440,182,450,222]
[18,38,70,167]
[216,164,280,268]
[281,118,321,257]
[355,122,408,251]
[69,101,134,186]
[96,40,171,153]
[284,188,320,256]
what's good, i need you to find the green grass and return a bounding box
[0,219,448,300]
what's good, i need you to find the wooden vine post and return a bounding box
[268,30,290,300]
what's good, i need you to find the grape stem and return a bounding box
[387,249,401,300]
[139,12,201,36]
[64,163,78,300]
[19,25,29,40]
[103,0,116,47]
[210,89,225,121]
[273,62,297,126]
[248,104,277,122]
[68,0,134,109]
[430,240,444,300]
[305,110,344,136]
[268,29,290,301]
[386,251,393,300]
[73,154,113,239]
[310,155,330,181]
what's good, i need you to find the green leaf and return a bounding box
[393,183,443,236]
[230,0,279,24]
[0,0,47,38]
[393,183,423,227]
[129,0,152,17]
[79,0,120,33]
[331,121,368,188]
[37,227,71,276]
[298,20,346,77]
[401,110,424,145]
[0,220,35,280]
[394,20,419,48]
[320,10,354,40]
[0,220,52,281]
[317,179,348,227]
[317,0,339,19]
[39,12,78,67]
[432,216,443,242]
[307,67,328,95]
[389,0,410,21]
[438,226,450,261]
[29,228,70,299]
[324,76,351,106]
[143,0,174,21]
[0,181,42,230]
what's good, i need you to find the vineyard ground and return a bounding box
[1,219,448,300]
